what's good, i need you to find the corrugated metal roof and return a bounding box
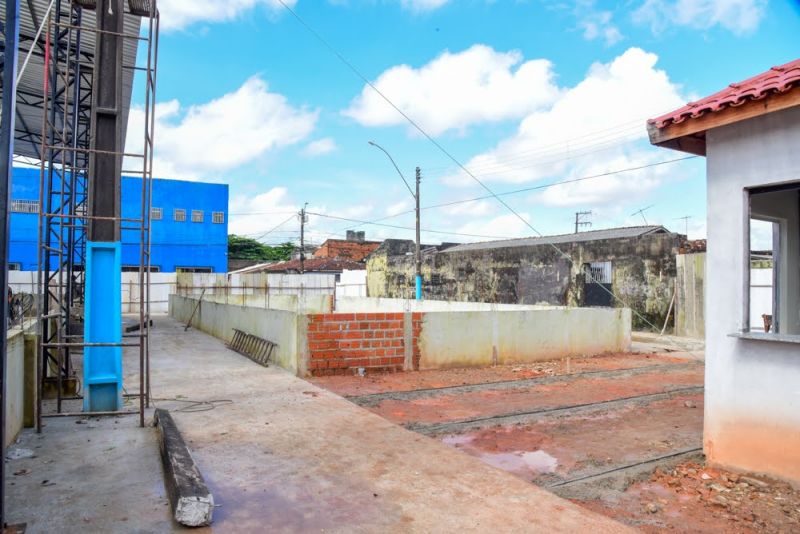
[649,58,800,130]
[2,1,142,159]
[443,226,671,253]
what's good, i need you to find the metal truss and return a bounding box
[34,0,158,427]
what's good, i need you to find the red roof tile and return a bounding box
[649,58,800,129]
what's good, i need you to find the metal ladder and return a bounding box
[227,329,277,367]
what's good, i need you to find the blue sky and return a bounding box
[127,0,799,247]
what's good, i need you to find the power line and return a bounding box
[250,214,297,242]
[233,155,697,243]
[305,211,513,240]
[277,0,701,345]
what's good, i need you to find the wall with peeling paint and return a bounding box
[367,234,682,330]
[704,106,800,485]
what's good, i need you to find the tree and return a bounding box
[228,235,295,262]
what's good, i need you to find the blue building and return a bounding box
[9,167,229,272]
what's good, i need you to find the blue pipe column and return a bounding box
[83,0,125,412]
[415,274,422,300]
[83,242,122,411]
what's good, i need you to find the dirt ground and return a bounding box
[310,352,692,397]
[310,350,800,533]
[582,462,800,533]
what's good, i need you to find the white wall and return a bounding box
[336,269,367,298]
[418,307,631,369]
[705,105,800,483]
[5,328,25,447]
[121,272,176,313]
[336,296,555,313]
[9,271,178,314]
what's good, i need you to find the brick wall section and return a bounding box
[307,312,423,376]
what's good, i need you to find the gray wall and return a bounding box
[368,234,681,330]
[675,253,705,338]
[705,105,800,483]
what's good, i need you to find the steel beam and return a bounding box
[0,0,21,524]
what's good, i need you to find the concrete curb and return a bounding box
[154,408,214,527]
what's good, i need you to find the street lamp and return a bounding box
[368,141,422,300]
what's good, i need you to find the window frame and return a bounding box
[176,266,212,274]
[191,209,204,223]
[737,182,800,343]
[173,208,186,222]
[10,199,39,214]
[212,211,225,224]
[151,207,163,221]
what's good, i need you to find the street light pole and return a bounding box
[415,167,421,301]
[368,141,422,300]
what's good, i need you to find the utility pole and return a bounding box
[574,210,592,233]
[415,167,422,301]
[299,203,308,274]
[368,141,423,300]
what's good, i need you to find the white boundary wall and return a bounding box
[336,296,555,313]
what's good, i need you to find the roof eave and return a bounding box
[648,89,800,156]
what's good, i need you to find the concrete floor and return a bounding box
[5,316,630,533]
[5,416,171,532]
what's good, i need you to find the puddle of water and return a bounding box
[480,450,558,475]
[441,434,475,447]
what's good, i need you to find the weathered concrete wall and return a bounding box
[367,235,680,330]
[704,106,800,484]
[169,295,307,376]
[418,308,631,369]
[336,296,551,313]
[675,253,705,338]
[5,328,26,447]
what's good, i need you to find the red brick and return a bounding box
[333,313,355,321]
[343,331,363,340]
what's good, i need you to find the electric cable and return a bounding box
[276,0,704,355]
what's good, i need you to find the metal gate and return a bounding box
[583,261,613,307]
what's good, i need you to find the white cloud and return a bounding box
[441,47,686,213]
[456,213,532,241]
[303,138,338,157]
[578,8,623,46]
[633,0,766,35]
[440,199,495,216]
[126,76,317,180]
[228,187,301,241]
[536,153,666,207]
[158,0,296,31]
[343,44,560,136]
[401,0,450,12]
[386,200,411,216]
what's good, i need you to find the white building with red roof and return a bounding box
[648,58,800,484]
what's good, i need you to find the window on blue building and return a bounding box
[151,207,163,220]
[176,267,212,273]
[11,200,39,213]
[174,208,186,222]
[191,210,204,223]
[212,211,224,224]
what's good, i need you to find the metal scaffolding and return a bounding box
[33,0,159,428]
